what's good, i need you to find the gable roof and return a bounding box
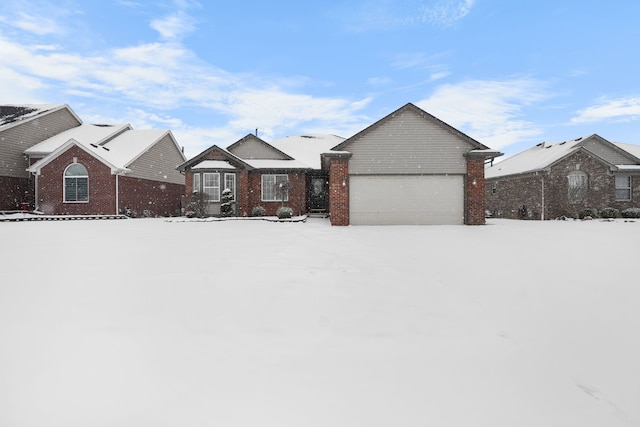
[226,133,293,160]
[0,104,82,131]
[177,142,253,172]
[332,102,492,152]
[269,134,345,169]
[27,128,185,174]
[24,123,131,156]
[486,134,640,179]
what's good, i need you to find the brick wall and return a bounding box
[328,157,349,226]
[118,176,183,217]
[466,159,486,225]
[487,150,640,219]
[0,176,33,211]
[37,145,184,216]
[246,171,307,216]
[37,146,116,215]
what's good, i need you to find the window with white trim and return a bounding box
[64,163,89,202]
[224,173,236,200]
[615,175,632,201]
[567,170,588,203]
[261,174,289,202]
[203,172,220,201]
[192,173,201,193]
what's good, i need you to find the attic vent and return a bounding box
[536,142,544,147]
[94,124,112,127]
[559,141,567,145]
[102,146,110,151]
[575,137,583,141]
[301,135,315,139]
[90,143,98,148]
[545,145,552,149]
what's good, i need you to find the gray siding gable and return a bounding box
[336,104,481,175]
[127,134,186,185]
[580,134,640,166]
[227,134,291,160]
[0,106,82,178]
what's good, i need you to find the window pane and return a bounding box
[203,173,220,201]
[76,178,88,201]
[65,163,88,176]
[568,171,587,203]
[261,174,288,202]
[193,173,201,193]
[224,173,236,200]
[65,178,77,201]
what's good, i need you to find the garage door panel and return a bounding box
[350,175,464,225]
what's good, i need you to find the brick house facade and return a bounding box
[179,104,501,226]
[27,127,186,217]
[486,135,640,219]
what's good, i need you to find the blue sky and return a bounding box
[1,0,639,158]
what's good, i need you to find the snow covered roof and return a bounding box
[487,135,640,179]
[0,104,72,130]
[269,134,346,169]
[25,124,131,155]
[245,159,310,170]
[486,137,587,179]
[192,160,236,170]
[614,142,640,160]
[27,128,179,174]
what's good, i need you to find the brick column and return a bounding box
[466,158,486,225]
[237,169,250,216]
[328,156,350,226]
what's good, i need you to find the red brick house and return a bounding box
[25,124,186,217]
[179,103,501,225]
[485,134,640,219]
[178,133,344,217]
[0,105,82,210]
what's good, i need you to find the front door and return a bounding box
[308,177,328,212]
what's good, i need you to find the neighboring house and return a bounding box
[179,103,502,225]
[0,105,82,210]
[485,134,640,219]
[26,124,187,217]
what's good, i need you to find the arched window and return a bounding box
[64,163,89,202]
[567,170,588,203]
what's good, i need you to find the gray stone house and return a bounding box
[485,134,640,219]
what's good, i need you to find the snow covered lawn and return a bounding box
[1,218,639,427]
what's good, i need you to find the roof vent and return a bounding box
[102,146,110,151]
[559,141,567,145]
[575,137,583,141]
[545,145,552,149]
[90,143,98,148]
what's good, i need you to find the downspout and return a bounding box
[34,172,39,212]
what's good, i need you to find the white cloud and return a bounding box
[417,78,549,149]
[347,0,476,31]
[571,97,640,124]
[150,11,197,41]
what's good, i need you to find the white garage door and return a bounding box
[349,175,465,225]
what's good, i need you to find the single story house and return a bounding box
[179,103,502,225]
[485,134,640,219]
[26,123,187,217]
[0,104,82,210]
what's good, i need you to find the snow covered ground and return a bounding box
[1,217,639,427]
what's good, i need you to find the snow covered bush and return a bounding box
[251,205,266,217]
[276,206,293,219]
[579,208,598,219]
[621,207,640,218]
[599,207,620,218]
[220,189,233,217]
